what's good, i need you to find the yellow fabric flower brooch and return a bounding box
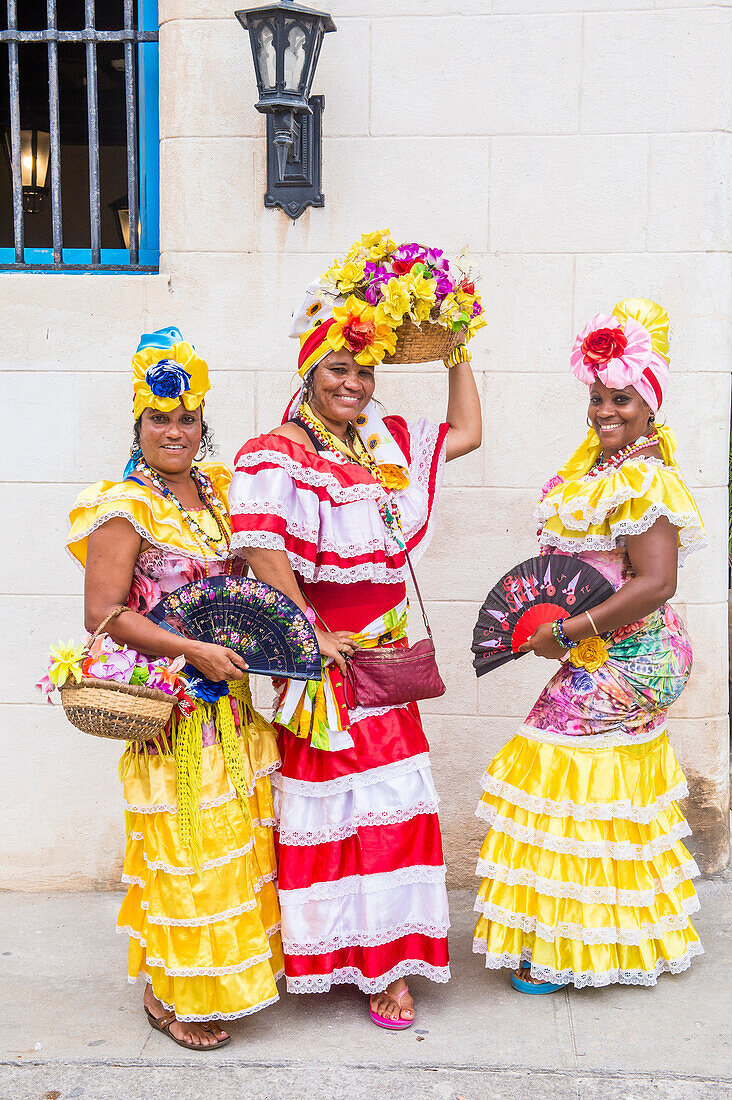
[132,326,210,420]
[569,636,610,673]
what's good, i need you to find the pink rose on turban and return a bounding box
[581,326,628,367]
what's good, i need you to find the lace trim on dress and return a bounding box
[348,702,410,723]
[124,761,281,815]
[481,774,689,823]
[277,799,440,846]
[536,464,660,526]
[475,857,700,907]
[66,511,216,565]
[278,864,447,906]
[516,722,667,749]
[138,838,255,876]
[272,753,431,798]
[133,970,281,1021]
[142,898,258,927]
[538,505,706,564]
[283,918,451,956]
[121,873,146,889]
[234,449,387,505]
[143,947,274,979]
[473,895,700,946]
[472,939,704,988]
[285,959,451,995]
[475,802,692,860]
[234,501,400,559]
[403,422,445,560]
[232,536,407,584]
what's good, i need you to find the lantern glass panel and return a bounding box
[254,20,278,91]
[283,21,309,91]
[21,129,50,189]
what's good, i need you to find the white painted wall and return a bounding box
[2,0,729,888]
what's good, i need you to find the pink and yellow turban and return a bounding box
[570,298,670,412]
[131,326,210,421]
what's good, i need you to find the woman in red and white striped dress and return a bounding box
[229,278,481,1027]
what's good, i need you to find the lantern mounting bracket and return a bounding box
[264,95,324,220]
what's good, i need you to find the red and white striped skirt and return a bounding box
[273,700,451,994]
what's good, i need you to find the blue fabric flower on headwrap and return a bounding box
[145,359,192,399]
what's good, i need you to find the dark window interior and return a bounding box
[0,0,134,250]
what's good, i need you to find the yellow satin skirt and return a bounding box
[473,726,703,988]
[117,699,284,1022]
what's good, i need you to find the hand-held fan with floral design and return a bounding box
[147,575,321,682]
[471,554,615,677]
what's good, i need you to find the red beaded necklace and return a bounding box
[586,432,659,478]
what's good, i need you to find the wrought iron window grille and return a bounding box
[0,0,159,271]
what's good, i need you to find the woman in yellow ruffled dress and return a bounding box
[473,299,706,992]
[67,328,282,1047]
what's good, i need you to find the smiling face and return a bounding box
[307,349,376,434]
[588,380,653,457]
[138,404,202,476]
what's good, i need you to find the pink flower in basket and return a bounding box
[85,647,137,684]
[35,672,56,703]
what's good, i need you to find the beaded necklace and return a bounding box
[135,457,232,566]
[297,404,405,548]
[586,432,659,479]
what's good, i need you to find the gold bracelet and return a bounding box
[444,344,471,369]
[585,610,600,636]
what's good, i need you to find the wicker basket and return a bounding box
[59,608,176,742]
[382,317,462,365]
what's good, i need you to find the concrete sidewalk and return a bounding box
[0,882,730,1100]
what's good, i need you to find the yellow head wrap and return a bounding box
[131,326,210,421]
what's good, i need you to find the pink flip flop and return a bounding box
[369,984,414,1031]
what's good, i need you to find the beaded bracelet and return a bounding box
[552,618,578,650]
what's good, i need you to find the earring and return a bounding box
[649,413,655,424]
[586,416,593,428]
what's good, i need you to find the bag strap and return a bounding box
[308,548,432,641]
[403,547,433,640]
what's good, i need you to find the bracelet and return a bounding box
[552,617,577,649]
[585,610,600,636]
[444,344,471,369]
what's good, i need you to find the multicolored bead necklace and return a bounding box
[135,457,232,564]
[587,432,659,478]
[298,404,405,548]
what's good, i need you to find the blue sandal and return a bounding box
[510,962,565,995]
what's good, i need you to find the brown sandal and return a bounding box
[144,1006,231,1050]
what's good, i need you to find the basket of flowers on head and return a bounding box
[37,607,196,742]
[319,229,486,366]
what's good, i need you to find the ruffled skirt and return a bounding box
[117,703,284,1021]
[472,725,703,988]
[275,701,451,994]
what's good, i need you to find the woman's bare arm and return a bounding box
[84,518,247,681]
[520,517,679,659]
[445,358,482,461]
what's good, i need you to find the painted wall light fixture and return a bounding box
[235,0,336,220]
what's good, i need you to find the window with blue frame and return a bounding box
[0,0,158,270]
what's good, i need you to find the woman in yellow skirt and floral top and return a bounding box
[473,298,705,992]
[67,328,282,1047]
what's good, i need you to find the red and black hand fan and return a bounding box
[471,553,614,677]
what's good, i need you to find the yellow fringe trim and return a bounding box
[172,706,204,864]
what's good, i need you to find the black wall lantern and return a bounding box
[235,1,336,220]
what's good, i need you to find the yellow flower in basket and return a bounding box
[569,636,610,674]
[47,641,86,687]
[359,228,397,261]
[324,259,366,295]
[376,278,412,325]
[403,270,437,324]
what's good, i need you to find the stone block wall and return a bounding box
[1,0,729,888]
